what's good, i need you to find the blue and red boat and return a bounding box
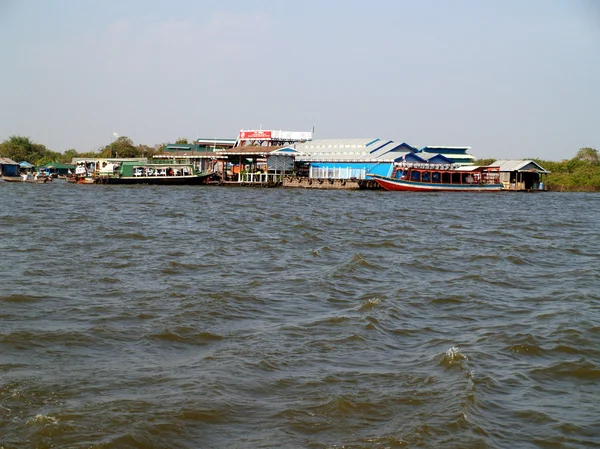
[370,164,503,192]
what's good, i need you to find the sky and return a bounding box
[1,0,599,160]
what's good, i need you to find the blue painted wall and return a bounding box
[310,162,393,178]
[1,164,19,177]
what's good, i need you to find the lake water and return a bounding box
[1,182,599,448]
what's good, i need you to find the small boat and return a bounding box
[370,164,503,192]
[67,174,95,184]
[94,161,211,185]
[1,175,25,182]
[2,174,53,183]
[66,164,96,184]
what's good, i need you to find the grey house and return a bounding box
[493,160,550,191]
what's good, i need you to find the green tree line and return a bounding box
[0,135,167,166]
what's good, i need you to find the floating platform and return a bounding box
[283,176,380,190]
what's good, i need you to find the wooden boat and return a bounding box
[370,164,503,192]
[66,174,95,184]
[2,174,53,183]
[94,161,212,185]
[1,175,26,182]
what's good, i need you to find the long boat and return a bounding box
[2,174,53,183]
[94,161,212,185]
[370,164,503,192]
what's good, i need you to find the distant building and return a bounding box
[295,139,428,179]
[236,129,313,147]
[39,162,76,176]
[163,138,236,154]
[0,156,20,178]
[418,146,476,165]
[493,160,550,191]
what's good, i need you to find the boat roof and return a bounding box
[72,157,147,164]
[453,165,499,171]
[121,160,193,167]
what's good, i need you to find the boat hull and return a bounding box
[371,175,503,192]
[67,175,95,184]
[95,175,210,185]
[2,175,52,183]
[1,176,25,182]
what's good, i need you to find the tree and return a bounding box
[175,138,189,144]
[474,158,495,166]
[0,135,49,164]
[102,136,139,158]
[574,147,599,164]
[154,143,168,155]
[136,144,155,158]
[61,149,80,163]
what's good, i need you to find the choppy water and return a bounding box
[1,181,599,448]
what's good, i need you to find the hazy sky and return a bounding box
[1,0,598,160]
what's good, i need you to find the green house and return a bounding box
[41,162,76,176]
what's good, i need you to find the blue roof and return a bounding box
[270,146,303,155]
[397,142,418,152]
[419,153,454,164]
[419,146,471,154]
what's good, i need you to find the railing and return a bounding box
[238,172,284,183]
[309,167,366,179]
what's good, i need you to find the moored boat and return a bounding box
[94,161,211,185]
[66,163,95,184]
[370,164,503,192]
[2,174,53,183]
[67,174,95,184]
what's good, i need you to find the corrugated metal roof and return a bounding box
[0,157,19,165]
[368,140,393,152]
[153,153,217,159]
[493,159,550,173]
[217,145,285,156]
[397,142,419,152]
[43,162,75,169]
[299,138,378,151]
[297,153,384,162]
[369,146,417,162]
[196,138,236,144]
[421,146,472,151]
[368,142,397,156]
[419,153,452,162]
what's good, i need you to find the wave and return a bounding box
[0,294,41,303]
[530,360,600,381]
[149,329,224,346]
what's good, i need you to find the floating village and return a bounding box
[0,128,550,192]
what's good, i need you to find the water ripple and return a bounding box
[0,185,599,447]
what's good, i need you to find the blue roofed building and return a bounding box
[296,139,424,179]
[0,156,20,179]
[418,146,476,165]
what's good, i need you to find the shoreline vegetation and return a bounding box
[1,135,599,192]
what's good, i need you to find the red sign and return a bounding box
[239,130,273,140]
